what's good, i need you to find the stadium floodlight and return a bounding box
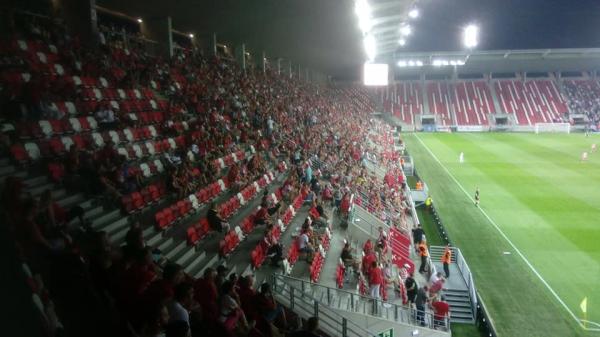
[189,33,194,38]
[364,35,376,61]
[449,60,457,66]
[397,60,407,67]
[400,24,412,36]
[415,60,423,67]
[463,24,479,48]
[408,60,415,66]
[398,38,406,46]
[137,18,143,23]
[456,60,466,66]
[355,0,372,33]
[432,60,442,67]
[408,8,419,19]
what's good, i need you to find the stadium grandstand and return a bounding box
[1,1,599,337]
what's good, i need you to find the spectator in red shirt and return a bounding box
[237,275,257,322]
[368,261,383,299]
[143,263,184,304]
[430,295,450,330]
[194,267,218,322]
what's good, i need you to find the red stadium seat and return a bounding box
[187,227,199,246]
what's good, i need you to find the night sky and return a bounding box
[406,0,600,52]
[97,0,600,79]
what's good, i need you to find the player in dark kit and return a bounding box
[474,187,480,206]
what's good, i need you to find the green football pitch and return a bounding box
[403,132,600,337]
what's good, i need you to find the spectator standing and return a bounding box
[430,295,450,330]
[369,261,383,300]
[418,239,429,274]
[441,245,452,278]
[167,283,194,328]
[405,273,418,306]
[415,285,429,327]
[412,224,424,247]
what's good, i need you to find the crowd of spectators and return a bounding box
[0,6,454,337]
[563,80,600,127]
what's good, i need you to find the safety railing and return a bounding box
[272,274,450,332]
[272,274,379,337]
[454,247,477,318]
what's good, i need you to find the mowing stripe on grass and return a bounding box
[411,132,589,330]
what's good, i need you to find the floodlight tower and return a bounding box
[463,24,479,49]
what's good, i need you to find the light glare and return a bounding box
[408,9,419,19]
[463,24,479,48]
[355,0,372,33]
[137,18,143,23]
[400,24,412,36]
[189,33,194,38]
[364,35,376,61]
[398,38,406,46]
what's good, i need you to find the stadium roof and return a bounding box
[388,48,600,76]
[96,0,600,80]
[96,0,414,79]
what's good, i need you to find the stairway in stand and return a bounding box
[429,246,475,323]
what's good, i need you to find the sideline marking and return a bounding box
[412,133,595,331]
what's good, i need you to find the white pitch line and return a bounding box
[412,133,588,330]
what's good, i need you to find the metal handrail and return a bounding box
[272,274,379,337]
[273,274,450,332]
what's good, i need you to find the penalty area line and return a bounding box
[411,133,588,330]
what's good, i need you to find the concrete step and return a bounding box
[145,229,163,247]
[195,254,218,279]
[0,169,27,183]
[174,245,197,266]
[77,199,95,211]
[83,205,105,221]
[183,251,206,274]
[0,164,16,177]
[91,209,121,229]
[103,216,129,235]
[23,175,48,188]
[28,182,55,196]
[56,193,85,208]
[444,292,470,300]
[156,237,174,252]
[165,241,186,260]
[111,224,131,245]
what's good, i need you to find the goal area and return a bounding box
[534,123,570,134]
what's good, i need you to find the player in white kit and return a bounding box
[581,151,589,162]
[591,144,597,153]
[459,152,464,163]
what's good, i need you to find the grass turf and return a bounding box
[403,132,600,337]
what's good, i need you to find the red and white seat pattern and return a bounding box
[450,81,495,125]
[494,80,568,125]
[426,82,453,125]
[388,82,423,125]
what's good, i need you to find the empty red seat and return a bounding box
[131,192,144,210]
[187,227,199,246]
[10,144,29,164]
[47,162,65,182]
[48,138,66,156]
[196,218,211,239]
